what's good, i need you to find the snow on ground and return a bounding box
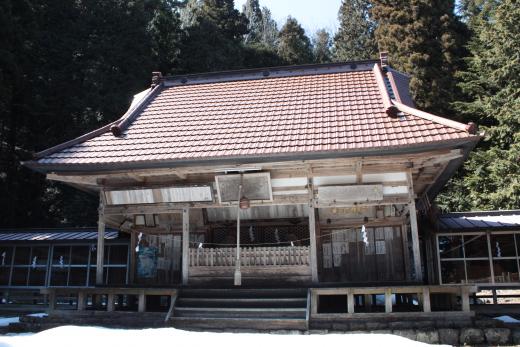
[494,315,520,323]
[0,318,19,328]
[0,326,446,347]
[0,314,47,327]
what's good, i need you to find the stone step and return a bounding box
[176,297,307,308]
[180,288,307,299]
[174,306,306,319]
[171,317,307,331]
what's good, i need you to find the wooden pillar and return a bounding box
[234,185,242,286]
[308,205,319,283]
[182,208,190,285]
[96,196,106,285]
[409,199,423,282]
[407,170,423,282]
[129,230,137,284]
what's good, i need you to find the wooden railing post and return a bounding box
[77,291,86,311]
[461,286,470,312]
[107,293,115,312]
[48,290,56,312]
[384,288,393,313]
[422,287,431,313]
[347,289,355,314]
[311,290,318,315]
[138,292,146,312]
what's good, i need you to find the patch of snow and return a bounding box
[27,313,47,318]
[0,326,447,347]
[0,313,48,327]
[0,317,19,327]
[494,315,520,323]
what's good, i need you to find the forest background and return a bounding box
[1,0,518,228]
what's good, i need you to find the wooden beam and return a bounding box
[182,208,190,285]
[96,195,106,285]
[309,204,319,283]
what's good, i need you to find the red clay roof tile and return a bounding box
[30,62,478,169]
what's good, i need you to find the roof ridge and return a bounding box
[163,61,379,87]
[163,60,380,80]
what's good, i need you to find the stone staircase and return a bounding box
[170,288,309,331]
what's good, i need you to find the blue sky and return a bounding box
[234,0,342,37]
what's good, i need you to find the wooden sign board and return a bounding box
[105,185,213,205]
[317,184,384,203]
[215,172,272,203]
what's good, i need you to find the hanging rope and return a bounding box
[188,224,372,247]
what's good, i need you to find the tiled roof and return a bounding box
[438,210,520,230]
[27,62,479,171]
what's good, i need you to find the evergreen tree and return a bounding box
[371,0,468,117]
[437,0,520,211]
[277,17,313,65]
[148,0,183,74]
[178,0,248,72]
[242,0,263,44]
[0,0,183,227]
[180,0,200,28]
[260,7,278,49]
[333,0,376,62]
[313,29,332,63]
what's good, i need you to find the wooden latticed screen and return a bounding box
[210,224,309,247]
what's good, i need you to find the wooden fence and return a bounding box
[189,246,310,267]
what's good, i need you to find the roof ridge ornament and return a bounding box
[380,51,389,71]
[151,71,163,88]
[372,63,399,117]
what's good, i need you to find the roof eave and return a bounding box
[24,135,481,175]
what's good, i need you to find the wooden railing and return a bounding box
[41,287,177,313]
[189,246,310,267]
[310,285,477,319]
